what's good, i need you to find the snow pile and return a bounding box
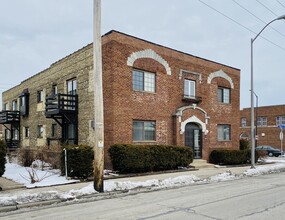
[1,158,285,207]
[3,162,79,188]
[243,163,285,176]
[207,170,238,182]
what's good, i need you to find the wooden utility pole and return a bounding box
[93,0,104,193]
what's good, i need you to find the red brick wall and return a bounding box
[240,105,285,149]
[102,31,240,164]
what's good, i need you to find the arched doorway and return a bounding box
[185,123,202,159]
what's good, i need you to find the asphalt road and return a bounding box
[1,173,285,220]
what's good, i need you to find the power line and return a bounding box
[276,0,285,9]
[255,0,279,17]
[198,0,285,52]
[232,0,285,39]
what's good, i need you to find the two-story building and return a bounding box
[240,105,285,149]
[1,30,240,167]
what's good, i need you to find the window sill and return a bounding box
[133,90,156,95]
[218,140,231,142]
[133,141,157,143]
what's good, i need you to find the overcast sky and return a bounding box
[1,0,285,109]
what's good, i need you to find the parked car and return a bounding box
[256,146,281,157]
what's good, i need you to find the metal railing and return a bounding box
[0,111,20,124]
[45,93,78,115]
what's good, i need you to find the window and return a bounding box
[276,116,285,126]
[132,70,155,93]
[67,78,77,95]
[52,84,58,95]
[184,79,195,98]
[133,120,156,141]
[19,90,29,116]
[241,118,246,127]
[37,125,44,138]
[25,127,30,138]
[257,117,267,127]
[37,90,44,103]
[218,125,231,141]
[218,87,230,104]
[12,100,18,111]
[5,129,10,139]
[4,103,9,110]
[12,128,19,140]
[51,124,57,137]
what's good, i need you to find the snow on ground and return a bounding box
[1,158,285,207]
[3,162,79,188]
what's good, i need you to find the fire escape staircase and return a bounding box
[0,111,20,148]
[45,93,78,144]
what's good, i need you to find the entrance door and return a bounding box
[185,123,202,159]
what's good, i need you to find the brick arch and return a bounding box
[207,70,234,89]
[127,49,171,75]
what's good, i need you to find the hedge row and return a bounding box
[61,145,94,179]
[108,144,193,173]
[0,140,6,177]
[209,149,258,165]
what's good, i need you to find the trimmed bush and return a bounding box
[209,149,258,165]
[0,140,6,176]
[108,144,193,173]
[61,145,94,179]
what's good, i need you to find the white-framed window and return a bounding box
[37,90,44,103]
[184,79,195,98]
[218,87,230,104]
[132,70,156,93]
[133,120,156,141]
[257,117,267,127]
[218,124,231,141]
[52,84,58,95]
[4,103,9,110]
[12,100,18,111]
[37,125,44,138]
[241,118,246,127]
[67,78,77,95]
[276,116,285,126]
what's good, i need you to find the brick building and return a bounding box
[240,105,285,149]
[1,30,240,166]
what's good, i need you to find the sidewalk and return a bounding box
[0,160,284,213]
[0,163,259,194]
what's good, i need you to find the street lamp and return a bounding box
[252,91,258,149]
[250,14,285,168]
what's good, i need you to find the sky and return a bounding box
[0,0,285,109]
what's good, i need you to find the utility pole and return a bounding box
[93,0,104,193]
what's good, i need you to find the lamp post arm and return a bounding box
[253,16,285,42]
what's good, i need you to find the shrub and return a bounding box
[18,148,36,167]
[18,145,61,169]
[61,145,94,179]
[0,140,6,176]
[36,144,62,169]
[108,144,193,173]
[209,149,258,165]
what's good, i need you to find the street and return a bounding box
[1,172,285,220]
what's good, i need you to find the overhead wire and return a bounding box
[197,0,285,52]
[255,0,279,17]
[276,0,285,9]
[232,0,285,39]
